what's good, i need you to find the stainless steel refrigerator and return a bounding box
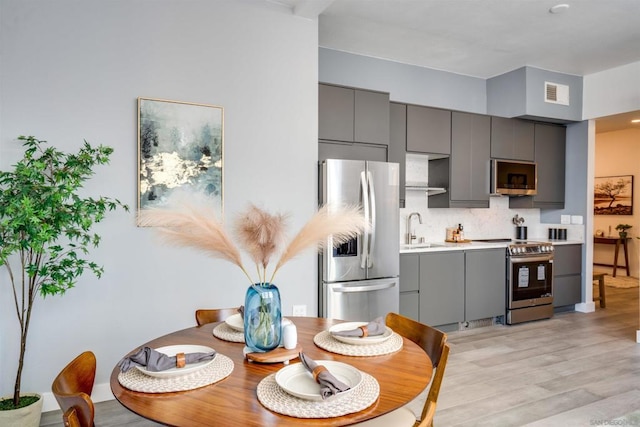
[319,159,400,321]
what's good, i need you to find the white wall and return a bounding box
[583,61,640,119]
[0,0,318,409]
[593,129,640,278]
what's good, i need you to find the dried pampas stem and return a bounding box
[269,204,364,283]
[138,205,254,284]
[235,204,288,284]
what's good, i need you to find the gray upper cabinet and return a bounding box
[388,102,407,206]
[406,105,451,154]
[449,112,491,208]
[490,117,535,161]
[354,89,390,145]
[318,141,387,162]
[318,83,390,146]
[510,123,566,209]
[319,84,354,142]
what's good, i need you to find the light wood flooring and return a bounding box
[41,285,639,426]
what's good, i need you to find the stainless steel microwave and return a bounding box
[491,159,537,196]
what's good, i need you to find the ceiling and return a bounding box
[276,0,640,133]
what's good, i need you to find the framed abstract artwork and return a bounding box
[137,97,223,223]
[594,175,633,215]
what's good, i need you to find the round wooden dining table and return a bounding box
[110,317,433,426]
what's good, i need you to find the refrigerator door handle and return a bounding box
[360,170,370,270]
[366,170,376,268]
[330,281,397,293]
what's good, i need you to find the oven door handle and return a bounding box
[510,256,553,264]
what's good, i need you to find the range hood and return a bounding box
[405,182,447,196]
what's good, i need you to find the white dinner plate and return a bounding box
[328,322,394,345]
[225,313,244,331]
[275,360,362,401]
[225,314,292,332]
[135,345,216,379]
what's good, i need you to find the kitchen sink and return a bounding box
[402,242,445,249]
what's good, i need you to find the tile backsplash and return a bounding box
[400,192,585,244]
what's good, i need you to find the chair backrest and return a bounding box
[385,312,450,427]
[195,307,239,326]
[51,351,96,427]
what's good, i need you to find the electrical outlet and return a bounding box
[560,215,571,225]
[292,305,307,317]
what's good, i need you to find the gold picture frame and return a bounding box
[137,97,224,224]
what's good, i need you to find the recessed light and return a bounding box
[631,119,640,124]
[549,4,570,14]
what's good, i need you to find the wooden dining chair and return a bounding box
[51,351,96,427]
[354,312,450,427]
[195,307,239,326]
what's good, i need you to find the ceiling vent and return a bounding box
[544,81,569,105]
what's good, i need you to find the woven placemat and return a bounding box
[257,371,379,418]
[213,323,245,343]
[313,331,403,356]
[118,353,234,393]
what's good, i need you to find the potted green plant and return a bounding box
[0,136,127,425]
[615,223,632,239]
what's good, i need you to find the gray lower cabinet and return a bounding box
[419,252,465,326]
[399,253,419,321]
[510,123,566,209]
[553,244,582,307]
[465,249,506,320]
[401,249,506,327]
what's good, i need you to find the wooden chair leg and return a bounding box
[593,273,606,309]
[598,275,606,308]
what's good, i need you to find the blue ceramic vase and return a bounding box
[243,283,282,352]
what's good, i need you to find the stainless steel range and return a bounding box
[506,241,554,325]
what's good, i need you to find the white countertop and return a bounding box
[400,239,583,254]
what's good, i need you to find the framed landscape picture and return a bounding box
[594,175,633,215]
[137,97,223,223]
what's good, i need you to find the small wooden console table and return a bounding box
[593,236,630,277]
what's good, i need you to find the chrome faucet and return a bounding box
[406,212,423,244]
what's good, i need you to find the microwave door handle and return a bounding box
[367,170,375,268]
[360,170,369,270]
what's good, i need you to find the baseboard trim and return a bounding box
[574,302,595,313]
[42,382,113,412]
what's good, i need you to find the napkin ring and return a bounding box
[312,365,328,382]
[359,325,369,337]
[176,352,186,369]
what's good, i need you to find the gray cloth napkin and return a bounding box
[118,346,216,372]
[298,352,351,399]
[330,317,385,337]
